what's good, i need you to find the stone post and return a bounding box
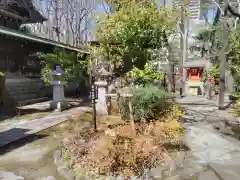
[50,80,68,111]
[94,66,114,116]
[94,80,108,115]
[46,66,68,112]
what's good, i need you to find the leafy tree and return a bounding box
[39,48,88,86]
[226,28,240,86]
[125,63,164,86]
[202,0,240,108]
[91,0,179,74]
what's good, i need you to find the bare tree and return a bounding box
[28,0,98,46]
[63,0,96,46]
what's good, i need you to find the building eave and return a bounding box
[0,9,27,21]
[0,25,89,54]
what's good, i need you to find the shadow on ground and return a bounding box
[0,128,48,155]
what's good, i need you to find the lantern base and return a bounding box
[50,100,68,112]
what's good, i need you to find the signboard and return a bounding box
[91,84,96,104]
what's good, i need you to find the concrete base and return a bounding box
[50,100,68,112]
[185,82,204,96]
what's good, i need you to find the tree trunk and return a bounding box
[128,97,136,136]
[218,18,229,109]
[180,0,188,96]
[171,64,175,93]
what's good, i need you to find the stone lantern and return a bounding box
[94,66,113,115]
[45,65,68,111]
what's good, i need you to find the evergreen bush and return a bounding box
[119,85,171,121]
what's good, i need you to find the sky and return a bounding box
[206,7,217,24]
[32,0,217,41]
[85,1,218,40]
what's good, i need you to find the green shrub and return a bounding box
[233,92,240,99]
[203,66,220,87]
[126,65,164,86]
[119,85,171,121]
[132,85,170,121]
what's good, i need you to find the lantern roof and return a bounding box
[95,67,113,76]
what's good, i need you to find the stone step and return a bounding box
[16,97,50,107]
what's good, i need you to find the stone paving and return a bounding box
[177,95,239,123]
[0,105,91,147]
[176,95,240,180]
[1,95,240,180]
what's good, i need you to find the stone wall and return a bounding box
[5,76,48,106]
[5,75,79,106]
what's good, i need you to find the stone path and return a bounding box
[177,95,240,180]
[0,106,91,147]
[177,95,240,123]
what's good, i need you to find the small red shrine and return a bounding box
[186,68,203,82]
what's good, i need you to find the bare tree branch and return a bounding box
[101,0,110,14]
[28,0,98,46]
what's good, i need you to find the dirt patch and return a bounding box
[61,117,184,179]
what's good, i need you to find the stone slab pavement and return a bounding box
[178,95,240,180]
[210,164,240,180]
[0,106,91,147]
[176,95,240,123]
[198,170,221,180]
[185,123,240,180]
